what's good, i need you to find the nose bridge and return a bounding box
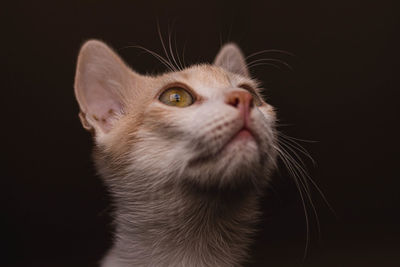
[225,90,254,110]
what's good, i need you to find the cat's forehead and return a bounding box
[156,64,257,93]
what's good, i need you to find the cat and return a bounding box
[74,40,278,267]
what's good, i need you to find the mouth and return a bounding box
[222,126,257,150]
[230,127,254,142]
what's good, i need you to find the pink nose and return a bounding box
[225,90,254,121]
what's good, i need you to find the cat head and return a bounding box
[74,40,277,191]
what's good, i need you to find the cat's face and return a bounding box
[75,41,277,190]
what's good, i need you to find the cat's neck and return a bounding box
[102,180,261,267]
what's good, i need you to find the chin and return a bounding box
[184,137,270,189]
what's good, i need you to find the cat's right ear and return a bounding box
[214,43,249,77]
[74,40,133,136]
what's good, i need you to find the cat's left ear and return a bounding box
[74,40,135,136]
[213,43,249,77]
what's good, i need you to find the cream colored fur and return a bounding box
[74,40,277,266]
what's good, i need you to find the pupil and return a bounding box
[170,93,181,102]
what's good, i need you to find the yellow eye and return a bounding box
[159,87,194,107]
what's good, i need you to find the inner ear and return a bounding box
[214,43,249,77]
[74,40,132,134]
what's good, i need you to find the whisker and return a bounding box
[278,133,337,225]
[246,58,293,70]
[167,21,181,71]
[279,138,313,173]
[182,40,188,69]
[279,132,319,143]
[245,49,295,60]
[279,133,335,216]
[278,143,321,238]
[240,62,282,75]
[275,146,310,259]
[247,62,282,70]
[173,28,184,70]
[275,123,295,127]
[301,172,337,218]
[289,155,337,218]
[120,45,175,72]
[157,21,177,72]
[279,134,316,165]
[274,124,337,259]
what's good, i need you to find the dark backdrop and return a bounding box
[2,0,399,266]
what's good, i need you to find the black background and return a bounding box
[2,0,399,266]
